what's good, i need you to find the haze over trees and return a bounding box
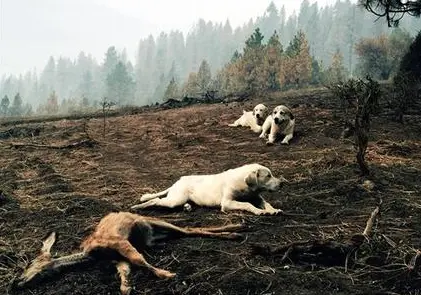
[1,0,421,117]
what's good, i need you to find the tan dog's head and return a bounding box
[272,105,294,126]
[252,104,268,126]
[244,165,287,192]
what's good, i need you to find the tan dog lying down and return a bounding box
[259,105,295,145]
[16,212,244,295]
[228,103,268,133]
[131,163,287,215]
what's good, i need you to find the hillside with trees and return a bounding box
[1,0,420,117]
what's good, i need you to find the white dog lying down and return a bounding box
[259,105,295,145]
[131,163,287,215]
[228,103,268,133]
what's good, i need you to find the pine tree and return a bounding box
[46,91,59,114]
[167,61,180,84]
[155,32,168,78]
[106,61,135,105]
[310,58,324,85]
[259,2,280,39]
[1,95,10,116]
[241,28,266,93]
[245,28,264,50]
[392,30,421,122]
[298,0,311,32]
[196,60,212,93]
[325,50,348,84]
[103,47,119,75]
[264,31,283,90]
[80,70,93,100]
[388,28,414,76]
[182,72,199,96]
[11,93,23,116]
[102,46,119,96]
[296,32,312,85]
[283,31,312,86]
[39,56,56,100]
[285,33,302,58]
[152,73,167,103]
[163,77,179,101]
[56,57,71,99]
[231,50,241,63]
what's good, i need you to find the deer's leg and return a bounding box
[116,261,132,295]
[147,220,243,240]
[189,223,244,233]
[178,227,242,239]
[116,241,175,279]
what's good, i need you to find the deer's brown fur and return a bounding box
[17,212,244,295]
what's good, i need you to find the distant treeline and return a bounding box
[0,0,419,117]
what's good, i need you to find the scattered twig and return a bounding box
[408,250,421,272]
[362,206,379,238]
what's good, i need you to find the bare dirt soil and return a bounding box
[1,87,421,295]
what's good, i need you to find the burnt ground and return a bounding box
[1,87,421,295]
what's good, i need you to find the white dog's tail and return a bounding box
[139,188,170,202]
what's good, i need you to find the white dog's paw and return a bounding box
[280,140,290,145]
[271,209,283,215]
[266,141,274,146]
[258,209,283,216]
[140,194,152,202]
[255,209,274,216]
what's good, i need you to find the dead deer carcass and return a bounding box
[16,211,244,295]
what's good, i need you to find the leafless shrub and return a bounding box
[100,97,116,138]
[329,77,381,176]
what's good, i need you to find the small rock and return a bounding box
[362,180,375,191]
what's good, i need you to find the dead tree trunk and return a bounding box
[354,98,370,176]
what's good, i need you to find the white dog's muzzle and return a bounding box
[273,116,288,125]
[267,176,288,192]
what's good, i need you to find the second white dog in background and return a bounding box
[229,103,268,133]
[259,105,295,145]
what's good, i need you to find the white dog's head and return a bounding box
[252,104,268,126]
[244,164,287,192]
[271,105,294,126]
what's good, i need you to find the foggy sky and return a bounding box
[0,0,354,77]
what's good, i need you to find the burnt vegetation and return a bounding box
[1,85,421,295]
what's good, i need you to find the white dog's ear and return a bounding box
[285,108,294,120]
[245,170,259,187]
[263,107,268,116]
[252,109,255,115]
[243,110,247,114]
